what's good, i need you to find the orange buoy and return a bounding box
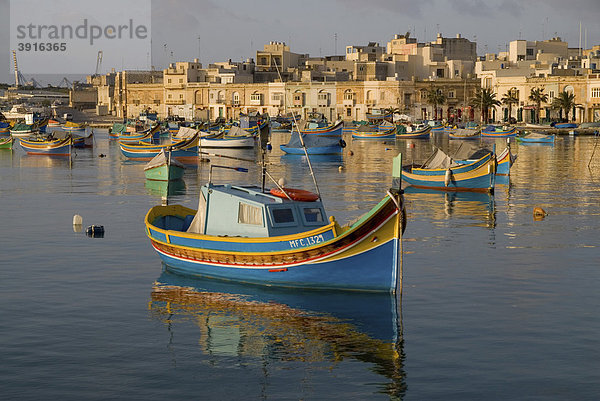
[270,187,319,202]
[533,207,547,220]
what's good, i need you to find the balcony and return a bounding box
[343,99,355,107]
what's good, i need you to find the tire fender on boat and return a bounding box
[444,168,452,187]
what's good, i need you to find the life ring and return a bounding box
[270,187,319,202]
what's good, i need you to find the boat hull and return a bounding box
[0,136,14,149]
[201,136,255,148]
[19,136,72,156]
[396,126,431,139]
[481,127,517,138]
[144,164,185,181]
[402,153,496,193]
[351,127,396,139]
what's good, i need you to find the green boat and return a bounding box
[144,149,185,181]
[0,136,14,149]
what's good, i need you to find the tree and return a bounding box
[501,88,519,123]
[551,90,579,122]
[469,88,500,124]
[528,87,548,124]
[426,87,446,120]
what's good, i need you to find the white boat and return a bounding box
[200,126,256,148]
[3,105,34,124]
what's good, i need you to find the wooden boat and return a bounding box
[299,120,343,137]
[144,149,186,181]
[553,122,577,129]
[119,132,199,162]
[0,122,11,136]
[280,127,345,155]
[109,123,127,139]
[448,127,480,139]
[428,121,445,133]
[366,110,393,122]
[517,132,555,144]
[0,136,14,149]
[495,147,516,175]
[19,134,72,156]
[201,126,256,148]
[144,154,407,293]
[10,123,37,138]
[452,143,515,176]
[396,124,431,139]
[481,125,518,138]
[118,123,161,143]
[402,148,496,193]
[62,121,86,134]
[351,125,396,139]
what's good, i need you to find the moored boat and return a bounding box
[517,132,555,144]
[144,149,186,181]
[481,125,518,138]
[351,125,396,139]
[19,134,72,156]
[0,135,14,149]
[396,124,431,139]
[145,154,407,293]
[401,147,496,193]
[119,132,199,162]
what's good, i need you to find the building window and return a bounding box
[448,91,455,99]
[168,94,172,99]
[318,93,328,101]
[250,93,262,102]
[167,79,171,84]
[344,91,354,100]
[549,90,555,99]
[179,78,183,83]
[179,94,183,99]
[592,88,600,98]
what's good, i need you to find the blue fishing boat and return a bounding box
[401,148,496,193]
[351,125,396,139]
[517,132,555,144]
[120,133,199,162]
[299,120,344,137]
[0,122,10,136]
[144,154,407,293]
[19,134,72,156]
[553,122,577,129]
[481,125,518,138]
[395,124,431,139]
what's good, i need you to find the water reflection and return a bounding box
[149,270,406,398]
[403,186,496,228]
[145,179,186,198]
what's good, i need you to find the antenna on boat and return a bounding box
[272,59,322,200]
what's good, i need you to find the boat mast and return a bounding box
[272,59,322,200]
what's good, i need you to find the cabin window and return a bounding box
[238,202,263,226]
[303,208,324,223]
[272,208,294,224]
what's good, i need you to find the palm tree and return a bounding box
[426,87,446,120]
[469,88,500,124]
[501,89,519,123]
[528,87,548,124]
[551,90,579,122]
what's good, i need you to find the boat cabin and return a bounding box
[185,184,328,237]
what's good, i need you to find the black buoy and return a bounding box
[86,225,105,238]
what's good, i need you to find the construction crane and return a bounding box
[95,50,103,76]
[57,77,73,88]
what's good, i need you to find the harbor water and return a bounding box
[1,130,599,400]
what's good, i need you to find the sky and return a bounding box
[1,0,600,85]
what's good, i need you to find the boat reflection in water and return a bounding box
[404,186,496,228]
[149,270,406,398]
[145,179,186,198]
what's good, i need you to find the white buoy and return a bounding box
[338,165,343,171]
[444,169,452,187]
[278,177,287,187]
[73,214,83,225]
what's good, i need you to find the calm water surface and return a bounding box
[1,130,599,400]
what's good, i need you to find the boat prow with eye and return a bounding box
[145,154,407,293]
